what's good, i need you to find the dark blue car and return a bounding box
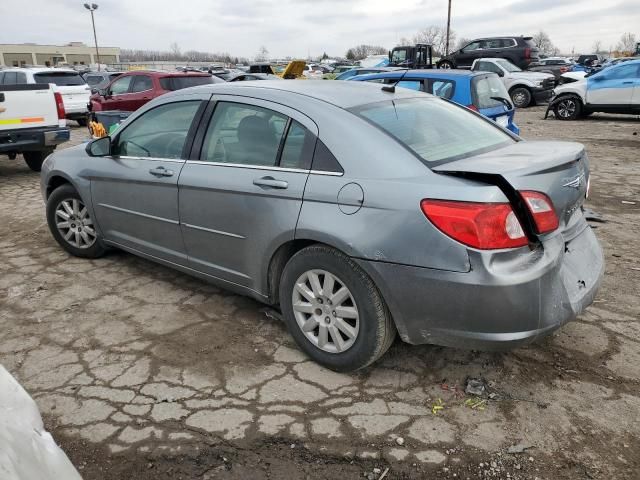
[349,69,520,135]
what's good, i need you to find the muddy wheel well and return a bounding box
[267,239,319,305]
[46,176,71,199]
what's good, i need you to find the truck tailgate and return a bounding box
[0,84,61,131]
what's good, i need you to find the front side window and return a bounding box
[2,72,17,85]
[86,75,102,86]
[351,97,514,165]
[476,61,502,75]
[391,49,407,63]
[201,102,287,166]
[463,41,482,51]
[604,64,639,80]
[33,72,84,86]
[110,76,133,94]
[114,101,201,158]
[131,75,153,93]
[495,59,521,72]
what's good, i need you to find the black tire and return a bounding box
[76,117,88,127]
[553,95,582,120]
[46,184,107,258]
[279,245,396,372]
[510,87,532,108]
[23,149,52,172]
[437,60,454,69]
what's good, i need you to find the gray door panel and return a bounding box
[179,164,308,291]
[91,157,186,262]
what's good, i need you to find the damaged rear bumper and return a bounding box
[356,223,604,350]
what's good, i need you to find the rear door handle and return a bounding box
[622,81,634,84]
[149,166,174,177]
[253,176,288,189]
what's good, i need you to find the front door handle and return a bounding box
[253,176,288,189]
[622,81,634,84]
[149,166,174,177]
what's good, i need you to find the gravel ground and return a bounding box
[1,108,639,480]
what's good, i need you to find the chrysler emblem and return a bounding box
[563,173,585,189]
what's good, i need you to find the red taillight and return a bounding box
[420,199,527,250]
[466,104,479,112]
[560,66,569,73]
[54,92,65,120]
[524,47,531,60]
[520,191,559,234]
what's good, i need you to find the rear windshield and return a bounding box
[85,75,103,86]
[472,75,510,109]
[34,72,85,86]
[159,76,214,91]
[351,97,514,165]
[523,39,537,48]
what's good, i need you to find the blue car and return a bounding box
[349,69,520,135]
[335,67,400,81]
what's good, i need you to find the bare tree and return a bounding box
[455,37,471,51]
[255,45,269,62]
[616,32,637,53]
[397,37,413,47]
[169,42,181,59]
[592,40,603,54]
[532,31,559,56]
[345,44,387,60]
[411,25,456,56]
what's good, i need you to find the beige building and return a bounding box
[0,42,120,67]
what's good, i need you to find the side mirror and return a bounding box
[497,70,504,77]
[86,136,111,157]
[90,88,98,94]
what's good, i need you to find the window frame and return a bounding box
[188,96,327,173]
[111,99,207,161]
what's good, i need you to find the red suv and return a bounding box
[89,70,220,112]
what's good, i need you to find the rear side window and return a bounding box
[351,97,514,165]
[311,140,343,173]
[34,72,84,86]
[472,75,510,109]
[85,75,102,86]
[114,101,201,158]
[131,75,153,92]
[201,102,286,166]
[428,79,455,99]
[279,121,316,170]
[523,39,537,48]
[2,72,17,84]
[159,76,214,91]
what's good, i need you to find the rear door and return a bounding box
[178,97,317,292]
[586,63,638,106]
[90,97,206,264]
[127,74,154,110]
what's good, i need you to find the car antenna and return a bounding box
[382,68,409,93]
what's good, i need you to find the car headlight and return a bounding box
[536,80,544,87]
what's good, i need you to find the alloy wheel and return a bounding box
[291,269,359,354]
[557,99,576,118]
[54,198,97,249]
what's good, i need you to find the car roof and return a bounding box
[3,67,79,73]
[175,80,427,109]
[351,69,483,81]
[117,70,211,78]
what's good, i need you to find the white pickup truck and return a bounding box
[0,83,70,171]
[471,58,556,108]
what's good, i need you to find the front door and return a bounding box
[178,97,317,293]
[90,97,206,264]
[457,40,484,68]
[124,74,154,111]
[102,75,133,110]
[587,63,639,107]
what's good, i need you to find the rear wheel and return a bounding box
[23,149,52,172]
[279,245,396,372]
[46,184,106,258]
[553,96,582,120]
[76,117,88,127]
[510,87,532,108]
[437,60,454,69]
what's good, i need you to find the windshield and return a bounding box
[159,76,214,91]
[351,97,514,165]
[34,72,85,86]
[495,60,521,72]
[473,75,510,109]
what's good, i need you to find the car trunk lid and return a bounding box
[432,141,589,235]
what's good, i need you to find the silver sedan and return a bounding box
[41,81,604,371]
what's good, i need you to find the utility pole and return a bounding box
[84,3,101,71]
[445,0,452,56]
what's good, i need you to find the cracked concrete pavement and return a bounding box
[1,111,639,479]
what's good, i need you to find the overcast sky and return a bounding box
[1,0,638,58]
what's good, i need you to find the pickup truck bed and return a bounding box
[0,84,70,171]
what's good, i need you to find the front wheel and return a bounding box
[46,184,107,258]
[76,117,88,127]
[510,87,532,108]
[23,149,52,172]
[437,60,454,69]
[553,96,582,120]
[279,245,396,372]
